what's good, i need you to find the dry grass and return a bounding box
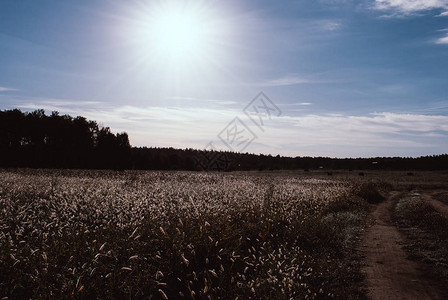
[394,192,448,282]
[0,170,374,299]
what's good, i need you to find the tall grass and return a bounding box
[0,170,369,299]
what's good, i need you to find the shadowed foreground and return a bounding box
[361,192,445,299]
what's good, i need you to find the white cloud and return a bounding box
[280,102,313,106]
[292,102,312,106]
[436,10,448,16]
[0,87,17,92]
[167,96,198,101]
[16,101,239,149]
[286,112,448,133]
[374,0,448,14]
[261,76,312,87]
[256,74,336,87]
[261,112,448,157]
[16,99,102,114]
[320,20,342,31]
[40,99,101,106]
[435,33,448,44]
[13,99,448,157]
[167,96,238,106]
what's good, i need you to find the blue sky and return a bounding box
[1,0,447,157]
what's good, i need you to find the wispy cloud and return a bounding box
[374,0,448,15]
[414,102,448,114]
[436,10,448,16]
[15,100,238,148]
[11,97,448,157]
[167,96,238,106]
[280,102,313,106]
[131,109,448,156]
[16,99,102,113]
[435,33,448,44]
[260,75,312,87]
[319,20,342,31]
[255,72,339,87]
[283,112,448,133]
[167,96,198,101]
[0,87,17,92]
[263,112,448,157]
[40,99,102,106]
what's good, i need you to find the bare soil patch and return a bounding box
[360,192,446,299]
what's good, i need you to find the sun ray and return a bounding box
[116,0,243,96]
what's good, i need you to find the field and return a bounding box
[1,169,447,299]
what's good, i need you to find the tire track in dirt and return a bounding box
[360,192,444,300]
[422,191,448,216]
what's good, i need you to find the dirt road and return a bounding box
[424,191,448,216]
[360,192,444,300]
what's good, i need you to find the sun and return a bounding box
[152,9,205,59]
[123,1,231,88]
[144,2,215,65]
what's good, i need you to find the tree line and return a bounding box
[132,147,448,171]
[0,109,130,169]
[1,109,447,171]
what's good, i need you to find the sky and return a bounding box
[0,0,447,158]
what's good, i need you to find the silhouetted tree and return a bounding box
[0,109,131,169]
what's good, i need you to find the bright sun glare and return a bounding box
[126,1,230,87]
[144,2,218,66]
[152,9,206,59]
